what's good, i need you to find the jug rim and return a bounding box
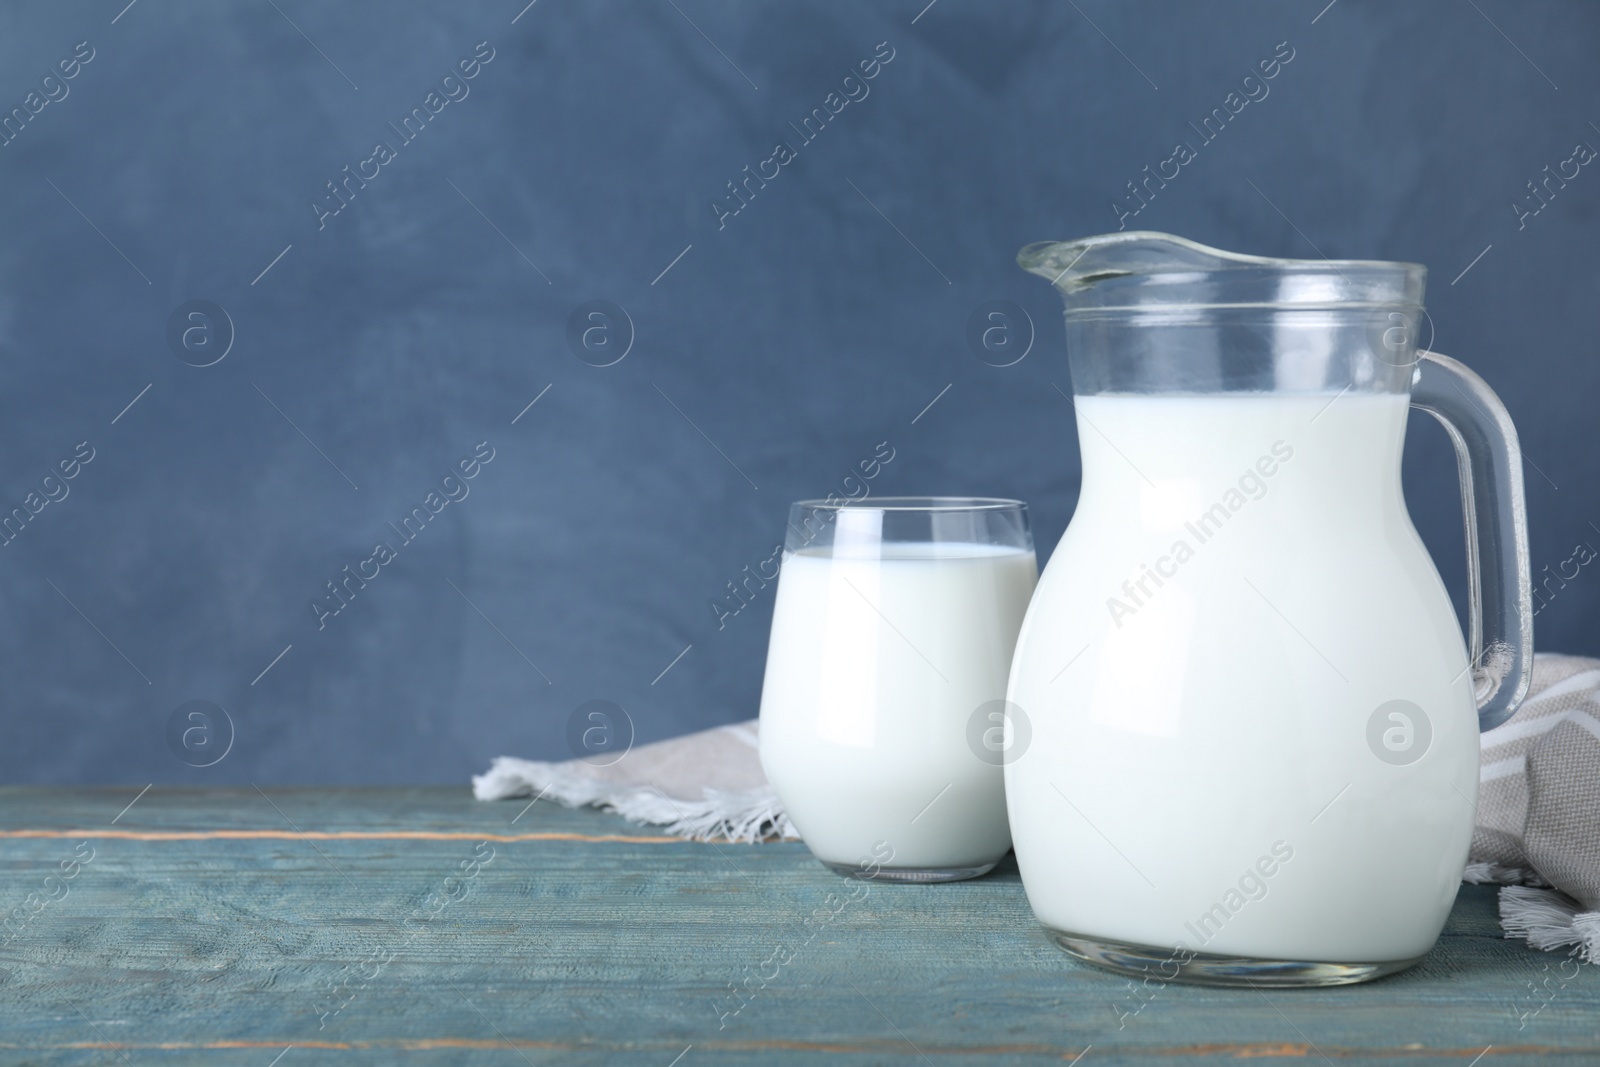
[1019,231,1426,312]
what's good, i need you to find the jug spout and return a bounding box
[1018,231,1260,292]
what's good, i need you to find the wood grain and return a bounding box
[0,787,1593,1065]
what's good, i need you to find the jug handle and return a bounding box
[1409,351,1534,731]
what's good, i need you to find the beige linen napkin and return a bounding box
[473,720,794,844]
[476,652,1600,955]
[1464,653,1600,960]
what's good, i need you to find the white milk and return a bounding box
[760,542,1038,871]
[1006,392,1479,962]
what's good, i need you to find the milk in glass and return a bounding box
[762,532,1036,874]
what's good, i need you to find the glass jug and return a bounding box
[1006,232,1533,986]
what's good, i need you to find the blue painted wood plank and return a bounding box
[0,787,1593,1065]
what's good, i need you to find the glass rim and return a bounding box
[791,496,1027,513]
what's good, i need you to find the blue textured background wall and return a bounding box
[1,0,1596,784]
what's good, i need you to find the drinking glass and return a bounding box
[758,497,1037,881]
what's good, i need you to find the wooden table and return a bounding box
[1,787,1596,1065]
